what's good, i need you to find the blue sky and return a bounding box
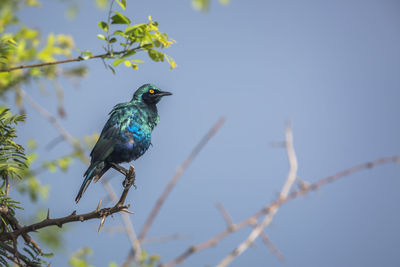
[12,0,400,266]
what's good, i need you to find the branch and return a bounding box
[218,122,298,266]
[0,48,141,73]
[102,178,142,261]
[0,165,136,242]
[20,89,78,150]
[216,202,284,261]
[162,154,400,267]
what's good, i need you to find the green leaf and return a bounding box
[97,34,106,40]
[97,21,108,31]
[116,0,127,10]
[112,58,125,67]
[124,24,145,36]
[111,11,131,25]
[109,38,117,44]
[124,60,131,67]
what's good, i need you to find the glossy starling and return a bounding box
[75,84,172,203]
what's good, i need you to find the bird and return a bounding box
[75,84,172,203]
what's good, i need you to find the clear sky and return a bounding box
[13,0,400,266]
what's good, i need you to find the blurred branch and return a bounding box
[102,179,142,261]
[20,89,78,149]
[218,122,298,266]
[0,48,140,73]
[162,152,400,266]
[0,165,136,242]
[216,202,284,261]
[123,117,225,266]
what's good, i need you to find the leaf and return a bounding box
[111,11,131,25]
[116,0,127,10]
[124,24,145,36]
[97,34,106,41]
[112,58,125,67]
[124,60,131,67]
[109,38,117,44]
[97,21,109,31]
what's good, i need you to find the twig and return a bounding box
[216,202,284,261]
[102,178,142,261]
[162,152,400,267]
[0,48,142,73]
[121,117,225,266]
[218,122,298,266]
[19,89,78,150]
[216,202,234,228]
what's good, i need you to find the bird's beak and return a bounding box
[157,91,173,97]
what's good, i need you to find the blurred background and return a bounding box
[4,0,400,266]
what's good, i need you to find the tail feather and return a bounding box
[75,162,108,203]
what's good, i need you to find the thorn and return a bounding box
[98,215,106,232]
[121,208,134,214]
[46,209,50,220]
[70,210,77,216]
[96,199,102,212]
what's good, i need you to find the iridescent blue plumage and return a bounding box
[75,84,171,203]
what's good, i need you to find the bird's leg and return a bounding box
[110,163,128,176]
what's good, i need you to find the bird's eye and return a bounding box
[149,89,155,94]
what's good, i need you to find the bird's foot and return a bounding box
[122,165,136,189]
[122,179,136,189]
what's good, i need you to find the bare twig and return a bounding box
[216,202,284,261]
[20,89,78,150]
[162,153,400,267]
[216,202,234,228]
[102,178,142,261]
[217,122,298,266]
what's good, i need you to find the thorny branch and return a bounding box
[0,165,136,243]
[162,153,400,267]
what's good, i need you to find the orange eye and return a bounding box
[149,89,155,94]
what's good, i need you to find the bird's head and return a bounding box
[132,84,172,105]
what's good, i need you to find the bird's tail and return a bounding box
[75,162,109,203]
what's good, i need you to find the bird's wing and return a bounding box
[89,124,119,162]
